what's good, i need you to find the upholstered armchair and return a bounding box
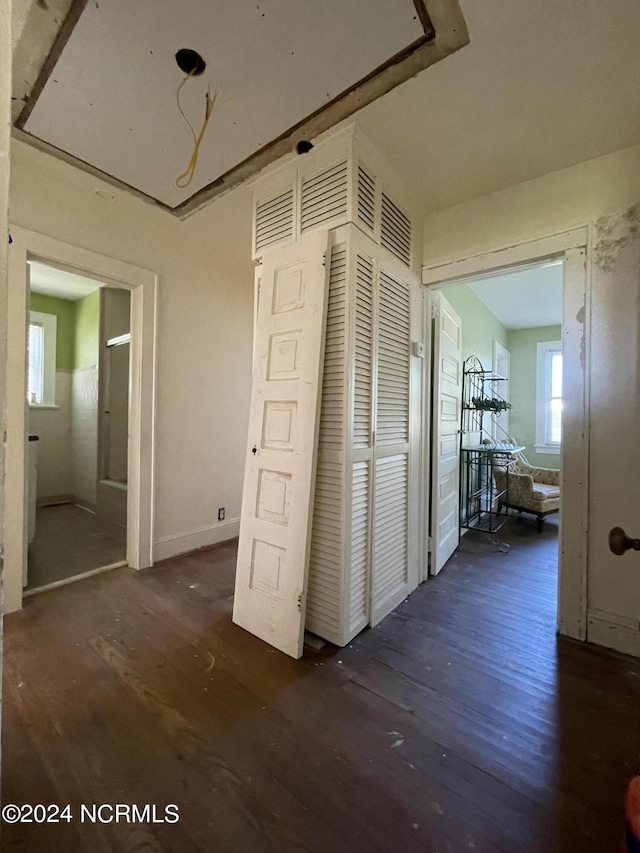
[493,455,560,532]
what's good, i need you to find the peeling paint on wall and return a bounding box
[575,303,586,370]
[593,202,640,272]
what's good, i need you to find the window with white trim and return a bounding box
[28,311,57,407]
[535,340,562,454]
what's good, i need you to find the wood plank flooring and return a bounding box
[3,518,640,852]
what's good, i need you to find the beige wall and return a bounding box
[10,139,255,562]
[423,142,640,657]
[424,143,640,265]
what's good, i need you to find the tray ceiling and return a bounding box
[20,0,434,211]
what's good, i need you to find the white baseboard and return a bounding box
[37,494,74,507]
[153,518,240,562]
[587,609,640,658]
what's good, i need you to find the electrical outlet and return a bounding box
[218,507,225,521]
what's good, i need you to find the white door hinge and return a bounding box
[431,302,440,319]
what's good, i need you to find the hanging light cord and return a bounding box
[175,71,217,188]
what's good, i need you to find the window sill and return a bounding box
[29,404,60,410]
[534,444,560,455]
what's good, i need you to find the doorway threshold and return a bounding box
[23,560,127,598]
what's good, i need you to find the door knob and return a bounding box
[609,526,640,556]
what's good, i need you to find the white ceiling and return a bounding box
[29,261,101,301]
[11,0,32,52]
[355,0,640,213]
[468,262,563,330]
[24,0,423,208]
[14,0,640,219]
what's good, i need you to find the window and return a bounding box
[27,311,57,407]
[28,322,45,404]
[535,340,562,454]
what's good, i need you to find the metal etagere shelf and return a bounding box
[460,356,521,536]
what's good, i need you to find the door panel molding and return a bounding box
[233,231,330,659]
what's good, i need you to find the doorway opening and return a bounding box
[429,258,563,586]
[25,261,131,593]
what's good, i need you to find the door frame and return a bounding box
[422,227,589,641]
[6,225,157,612]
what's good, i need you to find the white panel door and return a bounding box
[233,232,330,659]
[430,291,462,575]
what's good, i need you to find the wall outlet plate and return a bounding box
[218,507,225,521]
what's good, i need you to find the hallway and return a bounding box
[2,521,638,851]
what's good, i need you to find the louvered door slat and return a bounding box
[301,173,348,204]
[357,166,376,232]
[381,193,412,266]
[376,269,411,446]
[318,245,347,452]
[254,188,294,253]
[349,460,370,634]
[372,454,409,621]
[354,252,374,450]
[301,161,348,232]
[306,240,348,645]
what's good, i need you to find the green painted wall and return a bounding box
[29,292,75,370]
[73,289,100,369]
[507,325,562,468]
[438,284,562,469]
[441,283,508,371]
[29,289,101,370]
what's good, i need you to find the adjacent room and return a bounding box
[435,260,563,570]
[26,261,130,592]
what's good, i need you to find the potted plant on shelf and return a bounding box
[471,396,512,414]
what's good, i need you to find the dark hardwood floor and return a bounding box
[3,518,640,852]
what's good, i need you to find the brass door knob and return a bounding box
[609,527,640,556]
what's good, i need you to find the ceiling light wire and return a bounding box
[175,70,217,189]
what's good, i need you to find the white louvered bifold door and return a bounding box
[347,228,377,639]
[305,227,420,645]
[306,231,349,645]
[370,261,417,625]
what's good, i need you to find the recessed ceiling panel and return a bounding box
[24,0,424,208]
